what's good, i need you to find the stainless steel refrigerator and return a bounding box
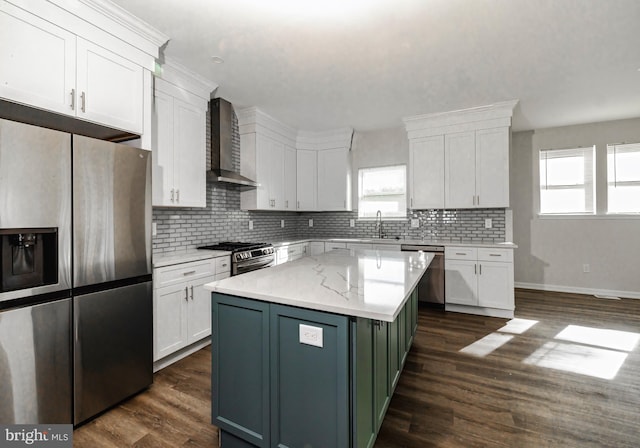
[0,118,153,425]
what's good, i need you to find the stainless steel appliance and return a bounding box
[401,244,445,307]
[198,242,275,275]
[0,118,152,426]
[72,134,152,425]
[0,119,72,424]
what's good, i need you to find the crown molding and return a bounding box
[157,57,217,100]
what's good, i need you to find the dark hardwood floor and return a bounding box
[74,289,640,447]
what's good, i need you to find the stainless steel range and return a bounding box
[198,242,275,276]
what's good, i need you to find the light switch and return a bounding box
[152,222,157,236]
[281,219,285,228]
[309,219,313,227]
[249,220,253,230]
[485,218,492,229]
[349,219,355,228]
[299,324,323,348]
[411,218,420,228]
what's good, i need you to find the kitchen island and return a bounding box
[204,248,433,448]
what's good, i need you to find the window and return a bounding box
[607,143,640,214]
[539,146,595,214]
[358,165,406,219]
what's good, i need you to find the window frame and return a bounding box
[357,164,407,220]
[606,142,640,215]
[538,146,595,215]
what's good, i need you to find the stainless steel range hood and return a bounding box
[208,98,258,187]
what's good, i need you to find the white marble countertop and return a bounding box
[270,237,517,249]
[153,249,231,268]
[204,248,433,322]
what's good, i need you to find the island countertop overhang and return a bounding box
[204,249,433,322]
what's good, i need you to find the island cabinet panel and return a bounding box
[270,305,350,448]
[212,295,271,447]
[212,291,419,448]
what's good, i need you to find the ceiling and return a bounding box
[111,0,640,132]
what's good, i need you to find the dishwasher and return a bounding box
[401,245,445,308]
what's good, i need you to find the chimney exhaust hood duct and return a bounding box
[208,98,258,187]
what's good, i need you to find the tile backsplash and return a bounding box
[152,102,506,254]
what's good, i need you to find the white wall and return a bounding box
[510,117,640,299]
[350,126,410,208]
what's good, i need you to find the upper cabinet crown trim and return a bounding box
[403,100,519,138]
[297,128,355,151]
[157,58,217,101]
[236,107,299,145]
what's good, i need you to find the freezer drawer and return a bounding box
[73,281,152,425]
[0,298,72,424]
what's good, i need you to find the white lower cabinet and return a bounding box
[445,247,514,317]
[309,241,325,255]
[275,242,309,265]
[153,256,230,369]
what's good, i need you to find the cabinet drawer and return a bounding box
[444,247,477,260]
[155,259,215,288]
[215,256,231,274]
[478,248,513,262]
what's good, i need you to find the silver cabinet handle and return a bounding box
[477,195,480,205]
[184,286,189,301]
[410,197,413,208]
[479,264,482,275]
[176,189,180,203]
[489,254,501,257]
[297,201,300,209]
[80,91,86,112]
[474,264,477,275]
[285,200,289,208]
[183,270,196,276]
[456,252,466,256]
[170,188,175,202]
[190,285,194,300]
[70,89,75,110]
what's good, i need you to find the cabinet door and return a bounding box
[187,277,214,342]
[388,317,401,391]
[269,139,285,209]
[152,89,175,206]
[318,148,350,211]
[283,145,297,210]
[309,242,325,255]
[0,3,76,116]
[325,242,347,252]
[477,261,514,310]
[212,294,270,447]
[445,259,478,306]
[296,149,317,210]
[410,135,445,209]
[255,135,274,209]
[154,283,189,361]
[352,318,376,448]
[76,38,143,133]
[444,131,476,209]
[476,127,509,208]
[173,97,206,207]
[270,305,349,448]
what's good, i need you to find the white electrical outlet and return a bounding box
[410,218,419,228]
[485,218,492,229]
[249,220,253,230]
[299,324,323,348]
[350,219,355,228]
[152,222,157,236]
[309,219,313,227]
[281,219,285,228]
[583,264,590,273]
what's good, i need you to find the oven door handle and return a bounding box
[237,256,275,268]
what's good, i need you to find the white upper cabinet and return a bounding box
[0,1,167,136]
[283,145,297,210]
[317,147,351,211]
[152,63,215,208]
[0,3,76,116]
[409,135,445,209]
[444,131,476,208]
[404,100,517,210]
[237,108,301,211]
[475,127,510,208]
[296,149,317,210]
[75,38,143,133]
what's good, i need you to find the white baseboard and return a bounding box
[514,282,640,300]
[153,337,211,373]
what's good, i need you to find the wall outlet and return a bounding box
[299,324,323,348]
[349,219,355,227]
[248,220,253,230]
[281,219,285,228]
[485,218,492,229]
[410,218,420,228]
[583,264,590,273]
[152,222,157,236]
[309,219,313,227]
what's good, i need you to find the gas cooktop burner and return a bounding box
[197,241,270,253]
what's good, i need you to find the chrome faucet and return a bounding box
[375,210,383,239]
